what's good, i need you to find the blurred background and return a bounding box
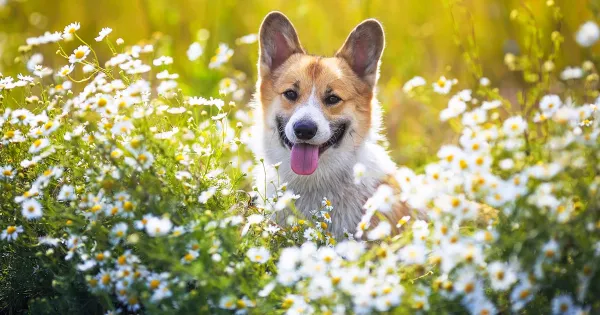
[0,0,597,166]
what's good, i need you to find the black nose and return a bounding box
[293,120,318,140]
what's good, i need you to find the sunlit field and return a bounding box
[1,0,600,314]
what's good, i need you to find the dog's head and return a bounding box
[256,12,385,176]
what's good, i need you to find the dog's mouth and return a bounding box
[276,116,348,176]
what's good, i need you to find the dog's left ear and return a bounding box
[336,19,385,87]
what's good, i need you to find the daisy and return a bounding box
[95,27,112,41]
[482,100,502,110]
[539,94,562,116]
[363,184,396,213]
[542,239,560,260]
[551,294,574,315]
[22,199,43,220]
[502,116,527,138]
[433,76,454,94]
[58,64,74,77]
[145,216,172,237]
[68,45,91,64]
[111,222,128,241]
[63,22,80,37]
[181,250,200,264]
[510,280,536,312]
[198,186,217,204]
[353,163,366,185]
[187,42,203,61]
[560,66,584,80]
[367,221,392,241]
[402,76,426,93]
[29,138,50,153]
[487,261,517,291]
[135,151,154,169]
[0,165,15,180]
[1,225,24,241]
[247,246,270,264]
[575,21,600,47]
[152,56,173,66]
[208,43,234,69]
[57,184,76,201]
[399,243,427,265]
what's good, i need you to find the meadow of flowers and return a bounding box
[1,1,600,314]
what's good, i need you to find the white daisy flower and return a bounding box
[63,22,80,37]
[95,27,112,41]
[502,116,527,138]
[353,162,366,185]
[432,76,454,94]
[575,21,600,47]
[560,66,584,80]
[145,217,173,237]
[22,199,43,220]
[187,42,203,61]
[551,294,574,315]
[487,261,518,291]
[0,165,15,180]
[246,246,270,264]
[539,94,562,116]
[57,184,76,201]
[29,138,50,153]
[58,64,74,77]
[402,76,426,93]
[1,225,24,241]
[68,45,91,64]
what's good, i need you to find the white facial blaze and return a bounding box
[285,86,332,145]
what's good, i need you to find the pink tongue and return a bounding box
[291,143,319,175]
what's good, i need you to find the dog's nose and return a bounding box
[293,120,318,140]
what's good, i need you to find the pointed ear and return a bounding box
[258,12,305,76]
[335,19,385,87]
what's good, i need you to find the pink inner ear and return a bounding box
[272,32,293,70]
[352,38,368,77]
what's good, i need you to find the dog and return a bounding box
[251,12,422,239]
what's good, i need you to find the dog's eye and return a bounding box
[324,95,342,105]
[283,90,298,101]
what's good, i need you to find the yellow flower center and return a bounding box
[464,282,474,293]
[75,50,85,59]
[124,201,134,211]
[97,98,107,107]
[149,279,161,290]
[6,226,17,234]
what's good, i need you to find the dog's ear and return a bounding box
[336,19,385,87]
[258,12,304,77]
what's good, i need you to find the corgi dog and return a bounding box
[251,12,422,238]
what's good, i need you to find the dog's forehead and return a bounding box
[275,55,350,90]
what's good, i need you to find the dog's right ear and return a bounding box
[258,12,304,77]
